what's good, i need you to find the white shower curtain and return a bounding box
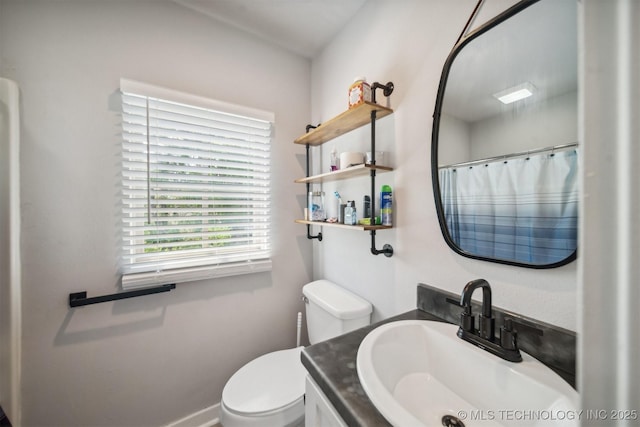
[439,149,578,264]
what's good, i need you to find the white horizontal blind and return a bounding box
[120,82,272,288]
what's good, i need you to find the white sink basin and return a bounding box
[356,320,578,427]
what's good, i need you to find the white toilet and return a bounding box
[219,279,373,427]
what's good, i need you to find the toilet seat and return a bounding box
[222,346,306,417]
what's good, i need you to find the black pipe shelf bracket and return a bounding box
[369,108,394,257]
[69,284,176,308]
[371,81,395,104]
[305,124,323,241]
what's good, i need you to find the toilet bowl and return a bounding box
[221,347,306,427]
[219,280,372,427]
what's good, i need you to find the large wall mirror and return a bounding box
[431,0,578,268]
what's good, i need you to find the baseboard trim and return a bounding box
[166,402,220,427]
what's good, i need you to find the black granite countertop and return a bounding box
[301,309,443,427]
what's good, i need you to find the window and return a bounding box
[119,79,273,289]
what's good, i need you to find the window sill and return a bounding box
[121,259,272,290]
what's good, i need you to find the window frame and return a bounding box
[119,79,274,289]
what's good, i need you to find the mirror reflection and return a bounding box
[433,0,578,267]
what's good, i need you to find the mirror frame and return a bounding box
[431,0,577,269]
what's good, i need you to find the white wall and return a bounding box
[311,0,577,329]
[0,1,311,425]
[578,0,640,416]
[0,77,21,425]
[439,91,577,165]
[438,113,470,166]
[470,91,578,160]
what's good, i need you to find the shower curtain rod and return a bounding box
[439,142,578,169]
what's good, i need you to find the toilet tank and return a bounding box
[302,280,372,344]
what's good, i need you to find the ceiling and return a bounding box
[172,0,368,58]
[443,0,578,123]
[170,0,577,122]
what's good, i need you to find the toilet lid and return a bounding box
[222,347,306,415]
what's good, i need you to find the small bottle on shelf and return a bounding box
[330,146,338,171]
[363,195,371,218]
[344,201,357,225]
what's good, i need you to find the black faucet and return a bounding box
[457,279,522,362]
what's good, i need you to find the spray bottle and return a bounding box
[381,185,392,226]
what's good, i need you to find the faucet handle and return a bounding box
[500,317,544,349]
[460,305,475,332]
[500,318,518,350]
[445,297,462,307]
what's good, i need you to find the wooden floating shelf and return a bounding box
[294,102,393,146]
[295,219,392,231]
[295,164,393,184]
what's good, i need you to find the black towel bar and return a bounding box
[69,284,176,307]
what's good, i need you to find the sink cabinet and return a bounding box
[305,375,347,427]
